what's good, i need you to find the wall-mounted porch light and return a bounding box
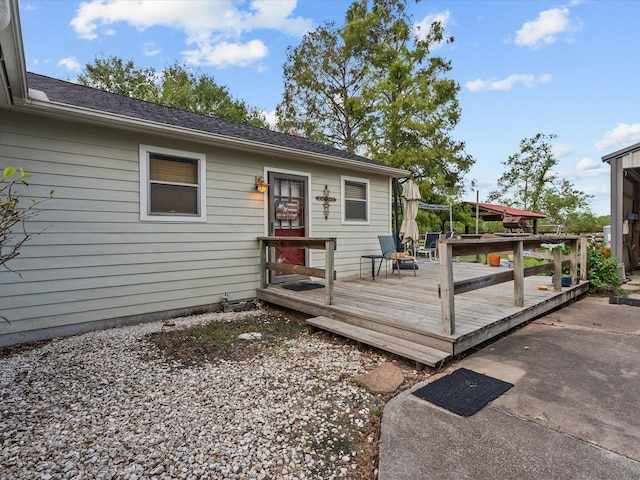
[255,175,268,193]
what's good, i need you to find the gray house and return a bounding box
[602,142,640,276]
[0,1,406,346]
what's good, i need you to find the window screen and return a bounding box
[149,155,199,215]
[344,180,368,221]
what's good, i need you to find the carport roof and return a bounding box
[466,202,546,222]
[601,142,640,162]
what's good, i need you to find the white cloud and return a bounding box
[552,143,572,158]
[263,109,278,129]
[595,123,640,151]
[58,57,81,72]
[515,7,582,49]
[466,73,552,92]
[578,167,609,179]
[576,157,600,171]
[143,42,160,57]
[414,10,451,49]
[183,39,268,68]
[70,0,313,67]
[575,157,608,178]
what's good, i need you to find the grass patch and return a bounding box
[147,307,308,367]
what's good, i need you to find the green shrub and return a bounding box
[585,243,624,295]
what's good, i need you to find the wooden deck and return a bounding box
[257,259,588,367]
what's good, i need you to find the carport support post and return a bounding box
[438,241,455,335]
[513,240,524,307]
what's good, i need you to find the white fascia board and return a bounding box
[18,99,408,178]
[0,0,28,105]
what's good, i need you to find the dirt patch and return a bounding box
[0,339,52,359]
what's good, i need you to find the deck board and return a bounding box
[257,259,588,366]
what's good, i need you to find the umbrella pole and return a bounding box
[393,178,401,235]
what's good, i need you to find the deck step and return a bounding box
[306,316,450,368]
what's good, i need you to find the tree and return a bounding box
[276,0,474,200]
[487,133,593,226]
[1,167,51,272]
[276,22,374,153]
[539,179,592,229]
[77,55,160,102]
[78,56,269,129]
[160,63,269,128]
[351,0,473,196]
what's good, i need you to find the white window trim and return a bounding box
[139,144,207,222]
[341,175,370,225]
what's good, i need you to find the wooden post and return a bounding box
[569,238,579,284]
[325,239,335,305]
[259,238,267,288]
[553,248,563,292]
[513,240,524,306]
[438,241,455,335]
[580,236,588,281]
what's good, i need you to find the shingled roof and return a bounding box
[27,73,396,171]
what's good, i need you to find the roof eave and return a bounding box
[601,141,640,163]
[19,99,407,177]
[0,0,28,106]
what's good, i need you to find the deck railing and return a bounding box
[437,235,588,335]
[257,236,336,305]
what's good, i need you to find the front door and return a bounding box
[268,172,308,283]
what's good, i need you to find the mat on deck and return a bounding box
[412,368,514,416]
[281,283,325,292]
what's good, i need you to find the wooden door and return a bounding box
[268,173,308,282]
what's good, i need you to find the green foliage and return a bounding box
[276,0,474,201]
[564,213,610,234]
[1,167,40,270]
[487,133,557,212]
[276,21,374,152]
[487,133,593,226]
[78,55,269,128]
[77,55,160,102]
[1,166,52,322]
[586,243,624,295]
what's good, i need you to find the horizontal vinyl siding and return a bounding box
[0,112,266,336]
[309,174,392,275]
[0,111,396,340]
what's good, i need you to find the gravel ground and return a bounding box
[0,308,428,479]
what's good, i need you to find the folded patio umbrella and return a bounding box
[399,179,421,245]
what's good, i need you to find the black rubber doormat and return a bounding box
[281,283,325,292]
[412,368,514,416]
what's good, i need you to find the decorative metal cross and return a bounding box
[315,184,336,220]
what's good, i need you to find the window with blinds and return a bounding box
[139,145,206,222]
[149,155,199,215]
[343,178,369,222]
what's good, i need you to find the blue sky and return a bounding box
[17,0,640,217]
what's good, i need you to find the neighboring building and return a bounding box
[465,202,547,234]
[0,1,406,345]
[602,142,640,276]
